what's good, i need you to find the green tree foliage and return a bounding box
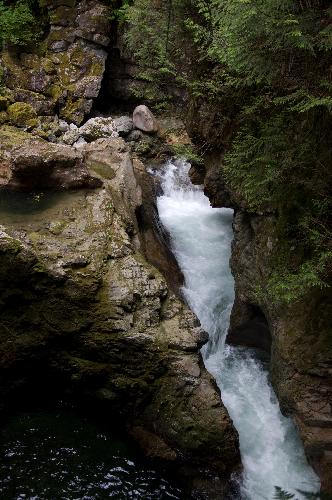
[274,486,332,499]
[123,0,332,303]
[274,486,296,499]
[0,0,44,46]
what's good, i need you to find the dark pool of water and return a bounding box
[0,409,183,499]
[0,190,88,227]
[0,191,67,215]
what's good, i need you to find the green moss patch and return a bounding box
[7,102,37,127]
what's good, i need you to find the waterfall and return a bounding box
[154,158,320,500]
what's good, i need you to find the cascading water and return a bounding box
[154,159,320,500]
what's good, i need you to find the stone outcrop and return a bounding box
[0,0,110,125]
[133,156,185,293]
[190,157,332,492]
[0,126,101,190]
[0,131,240,493]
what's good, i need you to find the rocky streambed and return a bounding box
[0,0,330,495]
[0,106,330,498]
[0,117,241,498]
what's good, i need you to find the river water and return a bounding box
[155,159,320,500]
[0,408,183,499]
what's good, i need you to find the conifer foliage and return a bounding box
[0,0,44,46]
[123,0,332,302]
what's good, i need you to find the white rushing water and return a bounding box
[155,159,320,500]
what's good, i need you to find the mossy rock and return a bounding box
[60,97,86,124]
[50,5,76,25]
[47,84,63,102]
[42,58,56,75]
[25,118,40,130]
[0,96,9,112]
[7,102,37,128]
[0,125,33,148]
[90,60,105,77]
[0,112,9,125]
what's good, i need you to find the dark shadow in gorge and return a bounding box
[226,302,272,355]
[92,46,141,116]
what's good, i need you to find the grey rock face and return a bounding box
[62,126,80,145]
[113,116,134,137]
[79,117,118,141]
[133,105,159,133]
[76,1,110,46]
[0,131,101,190]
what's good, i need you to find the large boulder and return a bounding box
[0,135,241,494]
[0,128,101,190]
[133,105,159,133]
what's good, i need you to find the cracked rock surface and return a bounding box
[0,134,240,489]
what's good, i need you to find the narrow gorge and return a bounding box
[0,0,331,499]
[155,159,320,498]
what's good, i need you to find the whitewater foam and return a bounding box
[155,158,320,500]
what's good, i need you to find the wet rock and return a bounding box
[189,164,206,185]
[133,105,159,133]
[128,427,177,461]
[199,158,332,490]
[132,157,184,293]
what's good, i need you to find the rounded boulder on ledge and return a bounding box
[133,105,158,133]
